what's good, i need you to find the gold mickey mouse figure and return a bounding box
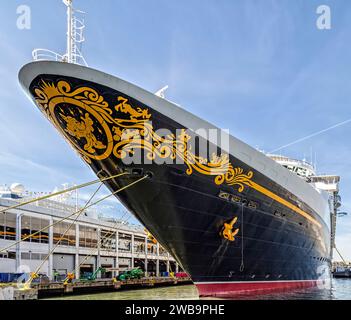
[221,216,240,242]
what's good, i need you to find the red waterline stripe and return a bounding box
[195,280,322,298]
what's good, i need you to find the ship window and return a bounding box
[101,229,116,251]
[0,214,4,239]
[78,225,96,248]
[31,218,41,243]
[21,216,50,244]
[0,213,16,241]
[7,252,16,260]
[248,201,258,209]
[231,195,241,203]
[53,221,76,247]
[21,252,30,260]
[31,253,41,260]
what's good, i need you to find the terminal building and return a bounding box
[0,185,180,281]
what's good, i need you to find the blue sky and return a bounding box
[0,0,351,259]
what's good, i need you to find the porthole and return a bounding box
[146,171,154,179]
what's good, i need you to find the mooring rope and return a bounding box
[62,202,138,284]
[0,172,129,254]
[25,183,104,287]
[27,174,149,288]
[335,246,347,264]
[0,172,129,214]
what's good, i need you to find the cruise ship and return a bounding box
[18,1,341,297]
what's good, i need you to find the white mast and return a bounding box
[65,0,73,63]
[32,0,88,66]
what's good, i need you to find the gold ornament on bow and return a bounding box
[221,217,240,242]
[33,80,254,193]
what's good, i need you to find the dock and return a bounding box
[0,276,192,300]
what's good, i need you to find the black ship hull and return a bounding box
[19,63,331,297]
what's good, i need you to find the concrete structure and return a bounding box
[0,195,179,281]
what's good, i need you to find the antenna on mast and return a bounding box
[32,0,88,66]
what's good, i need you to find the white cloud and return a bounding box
[0,151,72,189]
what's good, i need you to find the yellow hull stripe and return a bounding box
[250,182,322,228]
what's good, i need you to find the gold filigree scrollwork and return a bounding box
[215,167,254,192]
[33,80,254,192]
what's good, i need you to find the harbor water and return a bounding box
[49,279,351,300]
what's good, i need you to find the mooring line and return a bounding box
[25,183,104,288]
[0,172,129,214]
[62,181,146,285]
[335,246,347,264]
[0,172,129,254]
[26,175,149,288]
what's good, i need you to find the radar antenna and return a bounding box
[32,0,88,66]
